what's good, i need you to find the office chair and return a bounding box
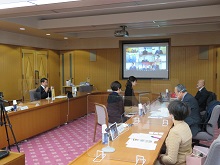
[93,103,109,142]
[203,134,220,165]
[29,89,38,102]
[193,105,220,147]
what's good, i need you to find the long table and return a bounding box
[0,91,154,149]
[0,92,93,149]
[68,100,173,165]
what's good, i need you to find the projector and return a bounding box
[114,26,129,37]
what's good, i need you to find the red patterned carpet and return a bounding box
[11,113,101,165]
[10,113,219,164]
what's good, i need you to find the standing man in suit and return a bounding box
[174,84,201,136]
[36,78,51,99]
[195,80,210,112]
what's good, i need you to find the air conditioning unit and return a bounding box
[114,26,129,37]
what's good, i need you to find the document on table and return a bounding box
[148,107,169,118]
[55,95,67,99]
[126,133,163,150]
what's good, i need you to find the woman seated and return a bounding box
[158,100,192,165]
[107,81,128,123]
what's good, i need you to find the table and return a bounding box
[0,151,25,165]
[68,100,173,165]
[0,92,92,148]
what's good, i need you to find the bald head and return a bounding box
[197,80,205,89]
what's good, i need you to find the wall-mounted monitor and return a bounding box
[121,39,170,79]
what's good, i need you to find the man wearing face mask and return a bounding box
[174,84,201,137]
[195,79,210,112]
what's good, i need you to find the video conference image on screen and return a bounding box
[122,42,169,79]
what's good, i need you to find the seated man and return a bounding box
[107,81,128,123]
[36,78,51,99]
[174,84,201,137]
[195,80,210,112]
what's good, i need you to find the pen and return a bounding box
[151,136,161,140]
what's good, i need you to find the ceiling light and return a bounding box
[64,37,68,39]
[19,27,26,30]
[0,2,34,9]
[153,21,156,23]
[30,0,80,5]
[0,0,80,10]
[46,33,51,36]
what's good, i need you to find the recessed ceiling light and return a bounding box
[153,21,156,23]
[46,33,51,36]
[64,37,68,39]
[20,27,25,30]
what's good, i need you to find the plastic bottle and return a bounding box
[51,86,55,101]
[13,100,17,111]
[102,124,108,144]
[138,103,143,116]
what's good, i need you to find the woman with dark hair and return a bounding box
[124,76,138,106]
[157,100,192,165]
[107,81,127,123]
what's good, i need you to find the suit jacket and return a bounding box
[195,87,210,112]
[107,92,126,123]
[124,86,138,106]
[182,93,201,136]
[161,121,192,165]
[36,85,51,99]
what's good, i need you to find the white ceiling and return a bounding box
[0,0,220,40]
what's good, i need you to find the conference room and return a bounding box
[0,0,220,165]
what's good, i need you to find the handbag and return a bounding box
[186,146,209,165]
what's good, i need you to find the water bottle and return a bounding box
[102,124,108,144]
[138,103,143,116]
[13,100,17,111]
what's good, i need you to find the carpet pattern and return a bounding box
[10,113,219,164]
[11,113,101,165]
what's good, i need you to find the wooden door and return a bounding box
[22,49,35,101]
[22,49,48,101]
[36,51,48,87]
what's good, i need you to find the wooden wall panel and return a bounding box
[48,50,60,95]
[74,50,90,85]
[89,49,107,91]
[0,45,22,100]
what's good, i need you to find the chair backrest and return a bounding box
[94,103,108,126]
[206,105,220,135]
[29,89,39,102]
[204,135,220,165]
[207,91,217,105]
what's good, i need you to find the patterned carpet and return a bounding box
[10,113,220,164]
[11,113,101,165]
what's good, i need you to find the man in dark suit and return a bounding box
[175,84,201,137]
[195,80,210,112]
[36,78,51,99]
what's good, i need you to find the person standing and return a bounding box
[124,76,138,106]
[36,78,51,99]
